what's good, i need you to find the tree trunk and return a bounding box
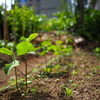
[75,0,84,30]
[79,0,84,27]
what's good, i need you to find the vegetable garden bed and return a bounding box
[0,50,100,100]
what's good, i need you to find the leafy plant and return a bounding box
[48,40,72,64]
[76,9,100,43]
[7,5,48,41]
[64,87,73,97]
[94,47,100,56]
[16,33,38,93]
[0,48,20,90]
[40,40,52,67]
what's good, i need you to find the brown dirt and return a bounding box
[0,50,100,100]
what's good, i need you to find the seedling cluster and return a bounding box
[0,33,73,96]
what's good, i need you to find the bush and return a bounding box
[78,9,100,43]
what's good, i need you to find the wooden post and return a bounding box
[3,0,7,40]
[13,0,17,42]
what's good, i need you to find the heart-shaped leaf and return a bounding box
[16,42,35,55]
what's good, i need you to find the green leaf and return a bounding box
[20,36,27,42]
[95,47,100,53]
[56,40,63,44]
[54,51,60,55]
[27,33,38,42]
[41,40,52,47]
[40,50,47,56]
[27,81,32,84]
[16,42,35,55]
[4,60,20,75]
[51,45,58,51]
[0,48,12,55]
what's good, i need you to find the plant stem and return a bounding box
[45,54,47,67]
[14,67,18,90]
[25,54,28,93]
[51,52,53,65]
[12,51,18,90]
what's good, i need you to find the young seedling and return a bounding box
[16,33,38,93]
[55,40,72,62]
[48,40,72,64]
[0,48,20,90]
[64,87,73,97]
[40,40,52,68]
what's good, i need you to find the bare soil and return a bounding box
[0,50,100,100]
[0,32,100,100]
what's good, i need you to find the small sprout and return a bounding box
[32,68,40,73]
[30,86,38,95]
[64,87,73,97]
[68,80,73,83]
[71,70,80,75]
[55,78,60,82]
[44,88,49,93]
[71,83,78,87]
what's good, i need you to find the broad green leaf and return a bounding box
[16,42,35,55]
[40,50,47,56]
[54,51,60,55]
[27,33,38,42]
[95,47,100,53]
[20,36,27,42]
[0,48,12,55]
[51,45,58,51]
[41,40,52,47]
[4,60,20,75]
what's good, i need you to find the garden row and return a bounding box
[0,33,73,96]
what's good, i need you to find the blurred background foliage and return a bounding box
[0,0,100,45]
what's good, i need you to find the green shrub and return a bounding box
[78,9,100,43]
